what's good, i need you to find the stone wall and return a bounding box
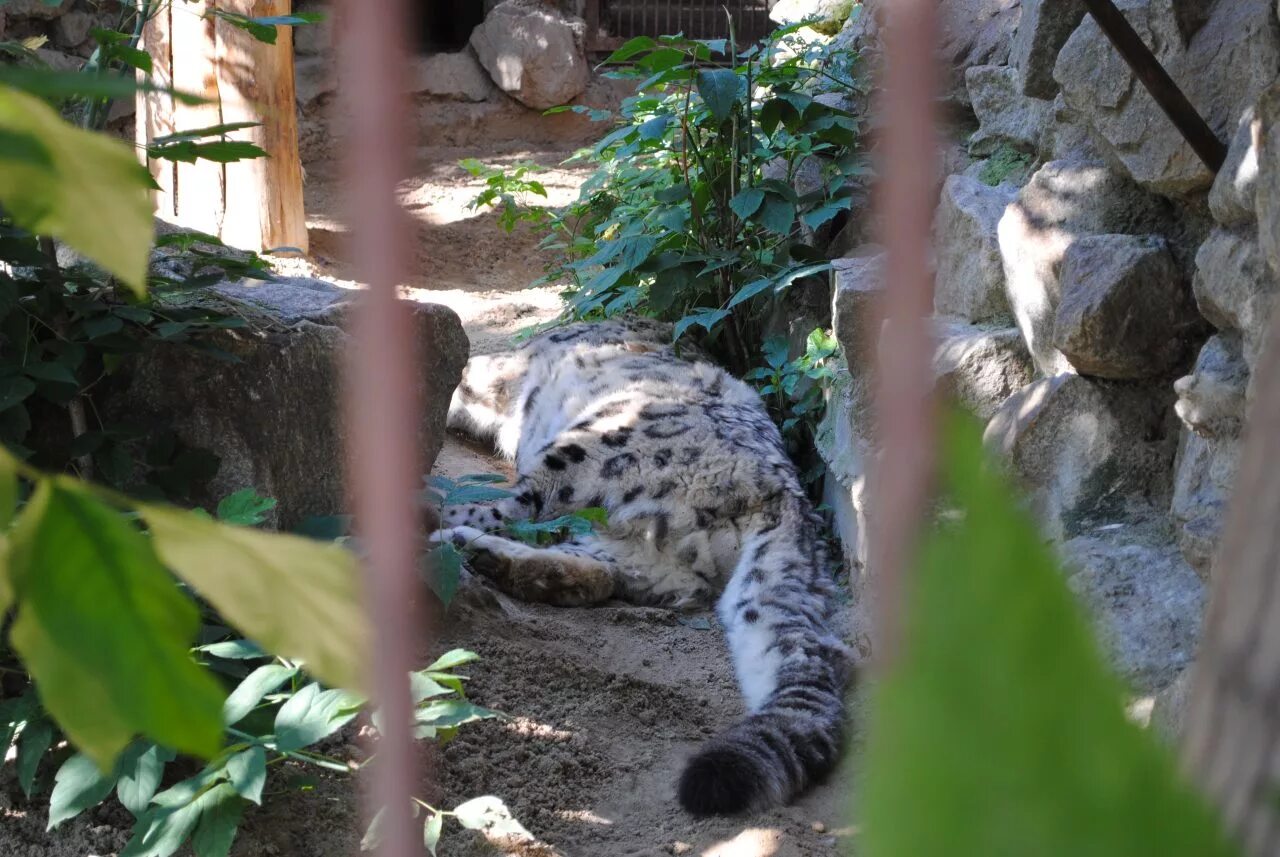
[818,0,1280,706]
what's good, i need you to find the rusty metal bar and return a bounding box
[1081,0,1227,171]
[337,0,425,856]
[869,0,940,667]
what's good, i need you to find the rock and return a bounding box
[966,64,1052,155]
[103,278,468,529]
[34,48,82,72]
[1209,105,1260,227]
[1009,0,1085,99]
[294,56,338,106]
[998,160,1178,375]
[1149,667,1193,742]
[1037,93,1106,164]
[932,319,1034,420]
[1253,83,1280,276]
[934,175,1016,323]
[1173,334,1249,439]
[984,373,1180,541]
[815,361,872,570]
[763,155,825,201]
[831,250,885,364]
[936,0,1022,102]
[1171,428,1240,577]
[408,49,495,102]
[1192,229,1278,370]
[470,1,589,110]
[4,0,73,19]
[54,10,93,50]
[292,0,332,56]
[769,0,847,25]
[1052,234,1202,379]
[1059,522,1205,694]
[1054,0,1280,196]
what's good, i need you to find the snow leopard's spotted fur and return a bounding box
[440,318,851,815]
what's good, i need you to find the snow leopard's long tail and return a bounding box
[677,498,852,816]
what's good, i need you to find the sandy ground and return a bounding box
[1,143,861,857]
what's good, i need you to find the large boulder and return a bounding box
[103,278,469,529]
[1054,0,1280,196]
[1192,228,1278,371]
[769,0,847,25]
[934,175,1017,323]
[1169,334,1248,576]
[984,373,1180,541]
[937,0,1023,102]
[1253,83,1280,276]
[409,49,495,102]
[832,250,886,364]
[1008,0,1085,100]
[1051,234,1203,379]
[1059,521,1205,694]
[932,319,1034,420]
[470,1,589,110]
[966,64,1052,155]
[997,160,1178,375]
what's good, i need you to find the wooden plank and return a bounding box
[215,0,308,255]
[169,0,226,235]
[137,3,176,218]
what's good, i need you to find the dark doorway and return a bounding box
[416,0,486,53]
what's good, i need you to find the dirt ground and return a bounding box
[0,137,862,857]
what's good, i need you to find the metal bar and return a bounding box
[337,0,425,856]
[1081,0,1227,171]
[870,0,940,667]
[585,0,601,52]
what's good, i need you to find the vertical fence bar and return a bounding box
[337,0,424,856]
[869,0,940,666]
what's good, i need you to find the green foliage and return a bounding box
[506,507,608,546]
[861,413,1239,857]
[977,143,1034,187]
[460,158,553,233]
[744,328,838,482]
[206,10,325,45]
[469,25,866,373]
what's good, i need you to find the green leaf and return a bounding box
[0,88,152,294]
[223,663,297,726]
[23,361,77,385]
[423,811,443,856]
[273,683,363,752]
[759,195,796,235]
[452,796,531,841]
[215,488,277,526]
[604,35,656,64]
[148,140,267,164]
[225,747,266,805]
[415,699,498,730]
[654,184,690,203]
[152,122,261,145]
[83,313,125,339]
[0,68,209,107]
[801,196,851,229]
[0,376,36,411]
[189,783,243,857]
[696,69,739,123]
[673,307,731,340]
[197,639,266,660]
[122,772,233,857]
[861,413,1239,857]
[636,114,670,141]
[16,718,54,796]
[729,187,765,220]
[762,336,790,370]
[427,542,463,607]
[140,502,371,693]
[426,649,481,672]
[8,481,225,768]
[49,753,117,829]
[116,743,174,816]
[0,448,18,532]
[727,277,774,310]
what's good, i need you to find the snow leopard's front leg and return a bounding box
[433,525,617,606]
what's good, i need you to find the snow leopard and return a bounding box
[438,317,851,816]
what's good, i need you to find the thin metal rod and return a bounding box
[1081,0,1227,172]
[869,0,940,667]
[337,0,425,856]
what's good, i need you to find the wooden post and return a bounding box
[136,0,308,255]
